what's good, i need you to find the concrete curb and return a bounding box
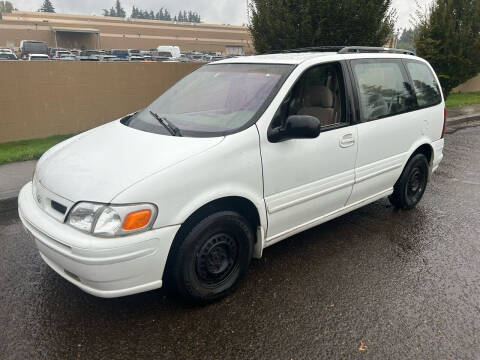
[1,112,479,208]
[446,113,480,125]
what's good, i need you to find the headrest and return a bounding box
[304,86,334,108]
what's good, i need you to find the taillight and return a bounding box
[441,107,447,138]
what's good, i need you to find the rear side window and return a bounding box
[352,60,416,121]
[405,61,442,108]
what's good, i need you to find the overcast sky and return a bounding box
[12,0,425,30]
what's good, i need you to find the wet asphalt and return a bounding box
[1,122,480,360]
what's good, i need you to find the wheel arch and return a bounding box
[410,143,434,165]
[163,195,265,284]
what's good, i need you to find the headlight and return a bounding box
[67,202,157,237]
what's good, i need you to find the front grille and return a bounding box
[51,200,67,214]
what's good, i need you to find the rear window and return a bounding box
[405,61,442,108]
[352,60,417,121]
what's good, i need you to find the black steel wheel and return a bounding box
[389,153,429,210]
[169,211,254,303]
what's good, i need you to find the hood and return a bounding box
[36,120,224,203]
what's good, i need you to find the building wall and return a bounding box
[0,61,201,143]
[0,11,254,54]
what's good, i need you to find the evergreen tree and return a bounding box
[165,9,171,20]
[415,0,480,96]
[396,28,415,51]
[103,0,125,17]
[249,0,396,53]
[115,0,125,18]
[39,0,55,13]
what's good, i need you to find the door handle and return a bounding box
[340,134,355,148]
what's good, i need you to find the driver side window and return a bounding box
[272,62,347,130]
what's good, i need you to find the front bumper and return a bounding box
[18,182,180,298]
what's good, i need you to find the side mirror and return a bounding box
[268,115,321,143]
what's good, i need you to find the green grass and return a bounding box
[0,134,72,165]
[446,91,480,108]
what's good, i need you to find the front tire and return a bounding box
[389,153,429,210]
[170,211,254,303]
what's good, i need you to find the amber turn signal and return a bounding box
[122,209,152,231]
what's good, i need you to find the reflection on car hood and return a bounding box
[36,120,224,203]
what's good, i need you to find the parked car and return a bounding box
[53,50,75,60]
[111,49,129,60]
[187,52,207,62]
[128,49,141,57]
[18,47,446,303]
[27,54,50,61]
[70,49,81,59]
[0,47,14,55]
[128,55,145,61]
[58,54,77,61]
[48,47,64,58]
[20,40,48,60]
[0,53,17,60]
[157,45,180,59]
[152,55,172,62]
[79,50,103,61]
[100,55,117,62]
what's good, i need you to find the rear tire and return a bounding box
[389,153,429,210]
[169,211,254,304]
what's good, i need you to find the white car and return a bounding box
[0,47,14,54]
[27,54,49,61]
[53,50,75,60]
[18,47,446,303]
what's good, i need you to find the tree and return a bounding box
[249,0,396,54]
[39,0,54,13]
[0,1,14,20]
[130,6,175,21]
[115,0,125,17]
[102,0,125,18]
[415,0,480,96]
[396,28,416,51]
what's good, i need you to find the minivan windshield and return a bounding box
[126,63,294,136]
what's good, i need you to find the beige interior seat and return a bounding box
[298,86,335,126]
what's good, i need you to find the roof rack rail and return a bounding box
[265,46,416,56]
[338,46,415,56]
[266,46,345,54]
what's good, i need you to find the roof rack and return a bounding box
[338,46,415,56]
[266,46,416,56]
[267,46,344,54]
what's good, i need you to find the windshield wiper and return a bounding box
[149,110,182,137]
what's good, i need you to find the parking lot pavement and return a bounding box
[1,123,480,360]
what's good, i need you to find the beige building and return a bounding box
[0,11,254,54]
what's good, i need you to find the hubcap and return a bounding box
[196,233,238,285]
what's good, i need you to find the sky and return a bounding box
[12,0,425,30]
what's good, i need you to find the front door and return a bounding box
[259,62,358,242]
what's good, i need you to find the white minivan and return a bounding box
[18,47,446,303]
